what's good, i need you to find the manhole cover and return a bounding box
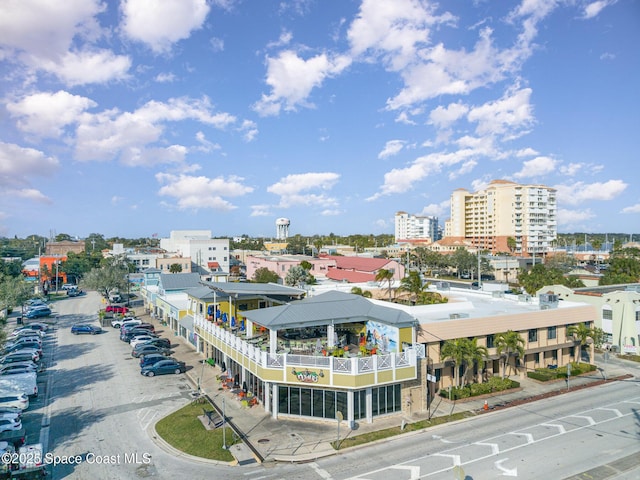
[257,439,270,444]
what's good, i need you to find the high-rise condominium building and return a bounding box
[395,212,441,242]
[444,179,557,255]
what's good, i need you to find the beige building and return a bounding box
[445,179,557,255]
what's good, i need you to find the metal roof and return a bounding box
[242,290,416,330]
[201,281,305,298]
[160,273,202,290]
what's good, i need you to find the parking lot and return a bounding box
[4,291,223,479]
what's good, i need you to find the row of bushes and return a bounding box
[439,376,520,400]
[527,362,597,381]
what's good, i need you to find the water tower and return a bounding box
[276,218,290,240]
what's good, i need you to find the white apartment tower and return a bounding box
[395,212,440,242]
[159,230,229,273]
[445,180,557,255]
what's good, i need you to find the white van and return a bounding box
[0,373,38,397]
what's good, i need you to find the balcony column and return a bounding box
[347,390,355,428]
[269,329,278,353]
[327,324,336,348]
[246,319,254,339]
[271,383,278,419]
[365,387,373,424]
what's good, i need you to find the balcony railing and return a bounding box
[193,315,417,379]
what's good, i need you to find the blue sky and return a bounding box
[1,0,638,240]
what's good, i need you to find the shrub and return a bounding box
[439,377,519,400]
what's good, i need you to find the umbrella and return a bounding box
[207,305,214,315]
[221,362,227,373]
[240,320,245,331]
[221,313,227,323]
[231,316,236,327]
[242,381,247,393]
[216,309,221,319]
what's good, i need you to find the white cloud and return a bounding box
[0,0,105,58]
[239,120,258,142]
[121,0,210,53]
[582,1,616,19]
[7,90,96,138]
[156,173,253,211]
[38,49,131,86]
[267,30,293,49]
[155,72,177,83]
[267,172,340,208]
[368,149,478,200]
[559,162,584,176]
[74,97,237,164]
[515,147,539,157]
[419,200,450,218]
[378,140,405,159]
[428,102,469,129]
[0,142,59,184]
[321,209,341,216]
[250,205,271,217]
[621,204,640,214]
[0,142,58,204]
[555,180,628,206]
[556,208,595,228]
[348,0,455,70]
[600,52,615,61]
[253,50,351,116]
[513,156,557,178]
[467,86,534,138]
[210,37,224,52]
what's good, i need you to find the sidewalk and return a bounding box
[138,311,638,465]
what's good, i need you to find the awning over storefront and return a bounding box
[179,315,194,331]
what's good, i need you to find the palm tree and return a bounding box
[375,268,395,301]
[495,330,525,378]
[440,338,468,388]
[462,338,488,385]
[567,323,593,364]
[398,270,425,303]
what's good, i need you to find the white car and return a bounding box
[111,317,140,328]
[129,335,158,349]
[0,393,29,411]
[0,416,22,433]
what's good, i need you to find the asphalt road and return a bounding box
[27,291,640,480]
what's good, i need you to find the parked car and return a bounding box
[1,344,43,360]
[8,329,45,339]
[0,417,22,434]
[131,344,171,358]
[0,373,38,397]
[0,363,39,376]
[129,335,159,349]
[0,352,40,365]
[120,326,156,342]
[60,284,76,291]
[111,317,140,329]
[139,354,170,369]
[140,338,171,350]
[70,324,103,335]
[13,323,48,333]
[67,288,83,297]
[105,305,128,314]
[24,307,51,319]
[4,337,42,350]
[140,359,186,377]
[0,393,28,411]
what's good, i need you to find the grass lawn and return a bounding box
[335,411,477,450]
[155,401,237,462]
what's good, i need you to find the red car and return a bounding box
[105,305,128,314]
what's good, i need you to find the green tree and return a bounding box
[440,338,468,388]
[0,276,34,314]
[398,270,425,303]
[590,327,606,350]
[252,267,280,284]
[375,268,395,301]
[350,286,372,298]
[599,249,640,285]
[284,265,310,287]
[83,265,128,299]
[462,338,488,386]
[507,237,517,253]
[495,330,525,378]
[286,235,308,255]
[415,291,449,305]
[169,263,183,273]
[567,323,594,363]
[61,252,93,284]
[450,248,476,279]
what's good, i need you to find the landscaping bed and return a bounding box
[527,362,596,382]
[438,377,521,401]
